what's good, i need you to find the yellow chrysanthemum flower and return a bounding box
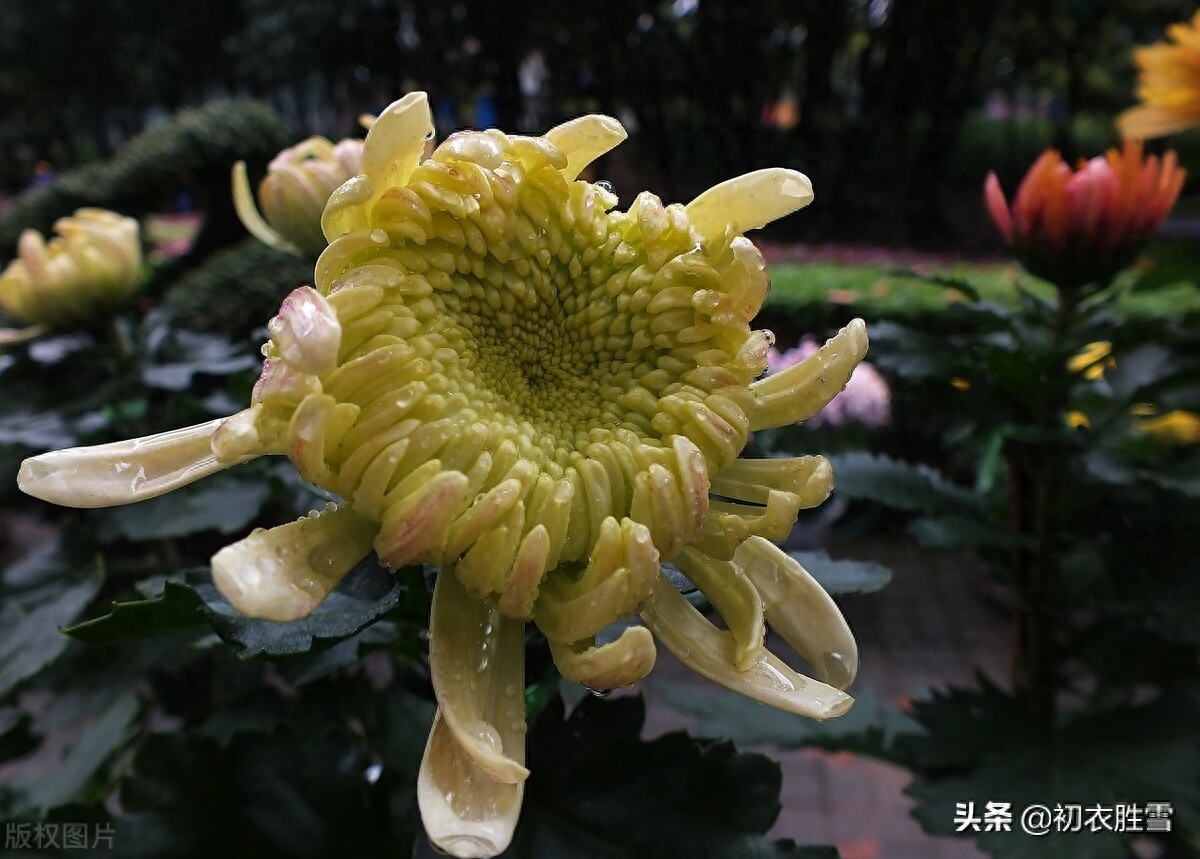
[19,93,869,858]
[1137,409,1200,444]
[1068,340,1114,381]
[233,135,366,256]
[1118,11,1200,140]
[0,208,141,344]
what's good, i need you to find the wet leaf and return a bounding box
[64,580,208,643]
[8,692,140,815]
[66,560,405,659]
[0,560,103,697]
[479,695,840,859]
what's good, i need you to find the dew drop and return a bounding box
[595,180,615,194]
[584,685,613,699]
[747,661,795,692]
[467,720,503,752]
[821,650,855,690]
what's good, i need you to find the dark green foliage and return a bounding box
[494,696,837,859]
[786,550,892,594]
[0,100,296,256]
[900,681,1200,859]
[160,237,314,336]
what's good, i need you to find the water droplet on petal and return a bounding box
[822,650,855,690]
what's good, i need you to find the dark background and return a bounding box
[1,0,1196,246]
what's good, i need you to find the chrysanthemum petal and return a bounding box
[497,523,552,618]
[640,574,853,720]
[749,319,868,431]
[231,161,304,254]
[544,114,628,182]
[734,536,858,690]
[18,417,254,508]
[535,515,660,644]
[708,489,803,541]
[686,168,814,238]
[548,625,657,691]
[1117,104,1200,140]
[711,455,832,509]
[673,546,765,671]
[268,286,342,375]
[429,566,529,784]
[375,470,472,568]
[210,503,375,622]
[0,324,48,346]
[417,709,524,859]
[536,565,632,644]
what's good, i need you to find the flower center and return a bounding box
[241,126,775,615]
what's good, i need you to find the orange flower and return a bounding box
[1118,12,1200,140]
[984,141,1184,289]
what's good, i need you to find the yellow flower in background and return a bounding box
[1138,410,1200,444]
[1066,411,1091,430]
[233,135,366,257]
[0,208,142,344]
[19,92,868,857]
[1118,11,1200,140]
[1068,341,1115,380]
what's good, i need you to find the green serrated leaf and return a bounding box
[98,475,271,541]
[867,320,963,380]
[829,452,982,516]
[64,580,207,643]
[1105,344,1176,402]
[194,565,402,658]
[109,728,406,857]
[65,559,405,659]
[901,680,1200,859]
[10,692,140,815]
[907,515,1027,550]
[1138,455,1200,497]
[786,550,892,594]
[485,695,838,859]
[0,561,103,697]
[974,430,1006,494]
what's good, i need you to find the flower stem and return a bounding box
[1010,285,1080,725]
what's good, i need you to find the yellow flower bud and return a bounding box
[233,136,365,257]
[0,208,141,332]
